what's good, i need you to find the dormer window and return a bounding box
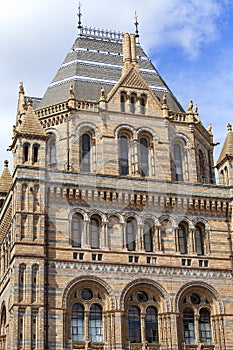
[23,143,30,163]
[130,94,136,113]
[33,144,39,164]
[120,92,127,112]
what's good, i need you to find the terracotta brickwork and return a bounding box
[0,27,232,350]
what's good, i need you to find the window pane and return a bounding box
[71,304,84,342]
[89,304,103,342]
[128,306,141,343]
[140,138,149,177]
[195,226,204,255]
[143,222,153,252]
[71,215,82,247]
[183,308,195,344]
[119,136,129,175]
[90,219,100,249]
[146,307,158,343]
[126,220,136,251]
[174,144,183,181]
[81,134,91,172]
[199,309,212,344]
[178,225,187,254]
[50,139,56,164]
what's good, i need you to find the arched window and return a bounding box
[90,218,100,249]
[81,133,91,172]
[194,225,204,255]
[23,143,29,163]
[199,149,206,183]
[128,306,141,343]
[48,135,56,165]
[199,308,212,344]
[130,94,136,113]
[178,224,188,254]
[145,307,158,343]
[71,214,82,248]
[126,219,136,251]
[120,92,126,112]
[33,144,39,164]
[119,136,129,175]
[0,304,6,336]
[139,138,149,177]
[143,220,153,252]
[32,265,39,303]
[140,95,146,115]
[89,304,103,343]
[71,304,84,342]
[174,143,183,181]
[183,308,195,344]
[19,264,26,302]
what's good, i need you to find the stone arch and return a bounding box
[192,217,210,231]
[175,281,224,314]
[170,132,191,149]
[114,124,136,139]
[76,122,100,139]
[136,127,158,143]
[107,212,124,224]
[141,213,159,226]
[159,214,177,228]
[124,212,141,225]
[68,208,88,221]
[176,216,194,229]
[120,278,171,312]
[46,127,61,140]
[62,275,116,310]
[89,210,107,222]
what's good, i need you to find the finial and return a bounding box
[28,98,33,108]
[207,124,212,135]
[77,2,82,32]
[19,82,24,94]
[194,104,198,114]
[134,11,140,43]
[187,100,193,113]
[69,84,75,99]
[4,160,8,168]
[227,122,232,132]
[162,93,167,105]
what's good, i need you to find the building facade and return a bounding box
[0,18,233,350]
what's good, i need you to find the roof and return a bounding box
[38,27,184,113]
[17,99,46,137]
[217,124,233,166]
[0,160,12,194]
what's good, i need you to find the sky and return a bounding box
[0,0,233,176]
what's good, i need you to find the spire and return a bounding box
[16,82,26,125]
[77,1,82,34]
[217,122,233,166]
[0,160,12,194]
[134,11,140,44]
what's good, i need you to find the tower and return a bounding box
[0,8,232,350]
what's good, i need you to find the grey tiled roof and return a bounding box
[38,32,184,113]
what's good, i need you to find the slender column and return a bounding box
[174,228,179,252]
[134,139,139,175]
[137,224,144,251]
[156,226,161,251]
[83,219,90,248]
[84,310,90,343]
[122,223,127,250]
[150,143,155,177]
[188,229,195,253]
[195,313,200,344]
[141,312,146,344]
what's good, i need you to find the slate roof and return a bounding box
[217,125,233,166]
[38,28,184,113]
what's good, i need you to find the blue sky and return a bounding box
[0,0,232,176]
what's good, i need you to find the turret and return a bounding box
[0,160,12,208]
[8,84,47,170]
[216,123,233,186]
